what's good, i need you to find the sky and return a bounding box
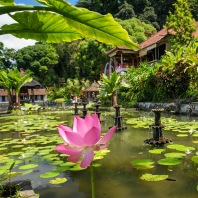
[0,0,77,50]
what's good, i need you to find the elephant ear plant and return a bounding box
[55,113,116,198]
[0,0,139,50]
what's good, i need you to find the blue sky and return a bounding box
[15,0,77,6]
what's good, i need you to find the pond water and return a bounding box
[1,110,198,198]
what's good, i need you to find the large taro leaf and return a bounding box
[158,158,181,166]
[0,0,13,6]
[140,173,168,181]
[1,12,82,43]
[0,0,139,49]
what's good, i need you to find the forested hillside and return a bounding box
[1,0,197,86]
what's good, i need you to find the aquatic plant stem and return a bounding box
[90,163,95,198]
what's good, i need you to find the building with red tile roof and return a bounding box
[104,22,198,75]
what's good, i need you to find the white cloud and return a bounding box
[0,14,36,50]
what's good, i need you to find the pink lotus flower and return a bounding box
[55,113,116,168]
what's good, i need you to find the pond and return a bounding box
[0,109,198,198]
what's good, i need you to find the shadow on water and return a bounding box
[1,110,198,198]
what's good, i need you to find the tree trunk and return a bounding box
[112,91,117,106]
[7,93,13,111]
[15,92,20,109]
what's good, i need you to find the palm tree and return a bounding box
[9,69,32,108]
[0,69,14,111]
[98,71,121,106]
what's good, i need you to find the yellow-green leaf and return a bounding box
[42,0,139,49]
[0,0,13,6]
[1,11,83,43]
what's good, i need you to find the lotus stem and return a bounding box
[90,163,95,198]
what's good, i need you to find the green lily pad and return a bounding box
[19,163,38,170]
[49,177,67,184]
[158,158,181,166]
[0,147,7,151]
[40,171,60,178]
[7,152,23,156]
[165,152,186,158]
[3,172,23,178]
[140,173,168,181]
[0,169,7,175]
[70,166,86,171]
[191,156,198,163]
[176,146,195,152]
[92,163,102,167]
[134,165,154,169]
[167,144,185,150]
[52,166,70,172]
[176,134,188,137]
[48,161,64,166]
[148,149,165,154]
[60,162,76,167]
[130,159,154,166]
[22,169,33,175]
[11,145,24,148]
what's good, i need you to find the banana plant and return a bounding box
[8,69,32,108]
[0,0,139,50]
[98,71,121,106]
[0,68,14,110]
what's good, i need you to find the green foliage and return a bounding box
[138,7,159,29]
[15,43,59,86]
[115,1,136,20]
[0,42,16,69]
[155,41,198,99]
[120,62,160,105]
[46,78,90,101]
[53,42,79,80]
[75,38,112,81]
[115,18,156,44]
[0,0,139,49]
[98,71,121,106]
[54,98,65,104]
[165,0,197,51]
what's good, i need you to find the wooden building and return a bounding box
[83,81,100,103]
[104,23,198,75]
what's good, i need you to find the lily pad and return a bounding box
[49,177,67,184]
[130,159,154,166]
[158,158,181,166]
[133,165,154,170]
[176,134,188,137]
[92,163,102,167]
[19,163,38,170]
[164,152,186,158]
[52,167,70,172]
[140,173,168,181]
[191,156,198,164]
[40,171,60,178]
[3,172,23,178]
[7,152,23,156]
[60,162,76,167]
[22,169,33,175]
[148,149,165,154]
